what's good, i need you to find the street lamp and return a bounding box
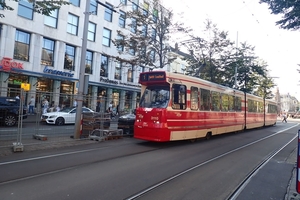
[74,0,117,139]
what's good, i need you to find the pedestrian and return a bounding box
[28,96,35,115]
[73,100,77,107]
[282,113,287,123]
[15,94,20,99]
[43,98,49,114]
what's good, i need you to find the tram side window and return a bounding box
[211,91,220,111]
[190,87,198,110]
[258,101,264,113]
[221,94,229,111]
[268,104,277,113]
[200,88,210,111]
[235,97,241,111]
[172,84,186,110]
[228,95,234,111]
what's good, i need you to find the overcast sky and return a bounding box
[162,0,300,99]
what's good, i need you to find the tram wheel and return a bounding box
[205,132,212,140]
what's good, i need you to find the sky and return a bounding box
[162,0,300,99]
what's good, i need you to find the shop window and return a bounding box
[115,62,122,80]
[67,13,79,35]
[41,38,55,66]
[127,66,133,82]
[14,30,30,61]
[64,44,75,70]
[100,55,108,77]
[88,22,96,42]
[44,9,58,28]
[18,0,33,20]
[85,50,93,74]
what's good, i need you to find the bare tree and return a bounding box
[112,0,176,70]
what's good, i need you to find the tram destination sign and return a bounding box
[139,72,166,82]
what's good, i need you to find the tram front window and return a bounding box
[139,86,170,108]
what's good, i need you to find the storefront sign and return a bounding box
[0,57,24,72]
[21,83,30,91]
[100,77,141,88]
[43,66,74,77]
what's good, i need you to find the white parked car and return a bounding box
[41,107,94,125]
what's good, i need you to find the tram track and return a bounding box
[124,125,298,200]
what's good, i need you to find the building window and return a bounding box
[150,49,155,62]
[132,0,138,11]
[115,62,122,80]
[101,55,108,77]
[131,18,137,33]
[18,0,33,20]
[44,9,58,28]
[102,28,111,47]
[116,34,124,52]
[88,22,96,41]
[120,0,127,5]
[64,44,75,71]
[90,0,97,15]
[143,2,149,16]
[142,24,147,37]
[14,30,30,61]
[129,41,136,55]
[127,66,133,82]
[151,28,156,41]
[85,50,93,74]
[153,9,158,23]
[41,38,55,66]
[119,10,126,28]
[70,0,80,7]
[67,13,79,35]
[104,3,113,22]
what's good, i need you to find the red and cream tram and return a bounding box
[134,71,277,142]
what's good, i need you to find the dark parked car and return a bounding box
[117,112,136,135]
[0,97,27,126]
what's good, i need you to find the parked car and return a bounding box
[117,111,136,135]
[41,107,94,125]
[0,97,27,126]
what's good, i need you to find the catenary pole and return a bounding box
[74,0,91,139]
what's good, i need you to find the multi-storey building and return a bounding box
[0,0,155,112]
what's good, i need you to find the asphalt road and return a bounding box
[0,121,298,200]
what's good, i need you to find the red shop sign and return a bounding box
[0,57,24,72]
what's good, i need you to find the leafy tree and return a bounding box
[112,0,176,69]
[178,19,236,84]
[0,0,70,18]
[254,75,276,99]
[260,0,300,30]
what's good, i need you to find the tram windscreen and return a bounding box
[139,86,170,108]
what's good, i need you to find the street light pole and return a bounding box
[74,0,91,139]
